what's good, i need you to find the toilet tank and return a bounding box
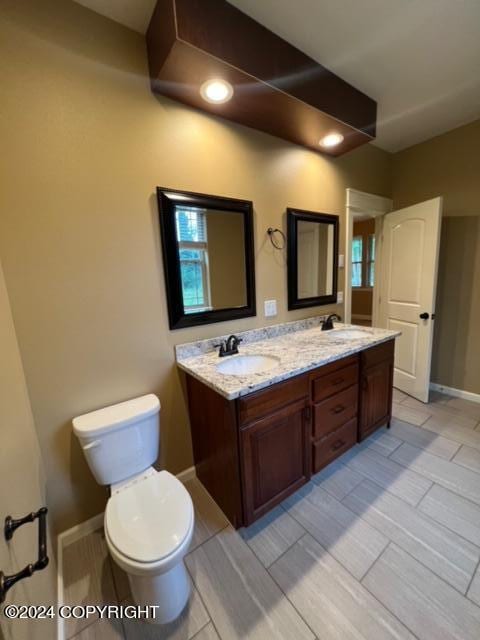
[72,394,160,486]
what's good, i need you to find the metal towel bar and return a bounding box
[0,507,49,603]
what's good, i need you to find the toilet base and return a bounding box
[128,560,191,625]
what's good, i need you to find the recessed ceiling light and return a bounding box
[200,79,234,104]
[319,132,344,148]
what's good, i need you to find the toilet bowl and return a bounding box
[72,394,194,624]
[105,468,194,623]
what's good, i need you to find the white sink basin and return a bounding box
[216,354,280,375]
[327,329,370,340]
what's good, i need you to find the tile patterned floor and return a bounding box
[62,390,480,639]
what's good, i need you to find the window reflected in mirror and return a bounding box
[174,206,247,314]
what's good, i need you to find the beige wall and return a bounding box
[0,0,391,532]
[0,259,56,640]
[393,120,480,394]
[206,211,247,309]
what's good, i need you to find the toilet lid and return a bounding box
[105,471,193,563]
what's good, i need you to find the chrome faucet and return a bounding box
[321,314,341,331]
[214,334,243,357]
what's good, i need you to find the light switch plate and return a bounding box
[338,254,345,268]
[264,299,277,317]
[337,291,344,303]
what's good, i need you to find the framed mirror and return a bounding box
[287,208,339,310]
[157,187,256,329]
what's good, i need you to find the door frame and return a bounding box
[345,189,392,324]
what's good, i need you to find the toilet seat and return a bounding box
[105,470,194,565]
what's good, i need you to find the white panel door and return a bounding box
[378,198,442,402]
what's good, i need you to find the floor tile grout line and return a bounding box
[450,454,480,477]
[324,469,368,502]
[189,619,215,640]
[448,442,463,461]
[359,541,423,640]
[371,524,480,602]
[417,421,480,449]
[187,524,315,640]
[338,477,480,595]
[62,532,121,640]
[414,480,480,512]
[394,539,480,602]
[419,418,480,440]
[265,532,322,640]
[402,403,479,425]
[387,440,480,489]
[385,421,465,462]
[465,553,480,599]
[341,447,435,507]
[386,437,465,465]
[105,554,128,639]
[186,523,230,558]
[280,497,389,586]
[243,508,309,570]
[185,558,223,640]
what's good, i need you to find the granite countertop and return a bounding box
[175,317,400,400]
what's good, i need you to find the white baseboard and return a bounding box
[430,382,480,404]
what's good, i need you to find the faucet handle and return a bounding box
[213,341,227,357]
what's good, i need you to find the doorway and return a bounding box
[344,189,392,326]
[351,218,376,326]
[345,190,444,402]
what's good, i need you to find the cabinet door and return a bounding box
[240,399,310,525]
[359,358,393,440]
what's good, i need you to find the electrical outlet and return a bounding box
[264,299,277,317]
[337,291,344,304]
[338,254,345,268]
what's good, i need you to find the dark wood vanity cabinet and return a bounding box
[358,340,394,440]
[310,355,359,473]
[186,339,394,527]
[240,397,311,524]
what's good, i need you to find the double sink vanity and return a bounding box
[176,318,399,527]
[157,185,399,528]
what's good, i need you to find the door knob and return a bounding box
[419,312,430,320]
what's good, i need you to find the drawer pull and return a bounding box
[332,405,345,414]
[332,377,344,385]
[332,439,346,451]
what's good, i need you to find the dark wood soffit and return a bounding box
[146,0,377,156]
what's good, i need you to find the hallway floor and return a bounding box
[61,390,480,639]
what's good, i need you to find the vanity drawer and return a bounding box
[313,385,358,439]
[361,340,394,369]
[312,361,359,403]
[312,418,357,474]
[238,374,309,426]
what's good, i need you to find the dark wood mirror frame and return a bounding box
[157,187,256,330]
[287,208,339,310]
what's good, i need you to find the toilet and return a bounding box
[72,394,194,624]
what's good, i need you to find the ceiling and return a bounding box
[74,0,480,152]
